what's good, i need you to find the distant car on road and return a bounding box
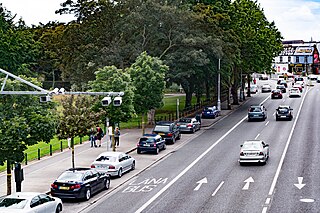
[259,74,268,80]
[278,80,288,88]
[137,134,166,154]
[289,88,301,97]
[249,85,258,94]
[91,152,135,177]
[276,105,293,121]
[239,140,269,165]
[177,117,201,133]
[293,84,302,92]
[276,84,286,93]
[201,106,220,118]
[248,105,267,121]
[152,121,181,144]
[271,89,282,99]
[261,84,271,93]
[0,192,62,213]
[51,168,110,201]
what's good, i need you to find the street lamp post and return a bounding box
[217,58,221,111]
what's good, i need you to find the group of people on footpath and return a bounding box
[89,125,121,148]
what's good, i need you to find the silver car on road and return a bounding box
[239,140,269,165]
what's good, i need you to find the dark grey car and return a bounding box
[248,105,267,121]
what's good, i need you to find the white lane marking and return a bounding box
[265,121,269,126]
[265,197,271,205]
[212,181,224,197]
[300,198,314,203]
[268,87,309,196]
[242,177,254,190]
[282,99,285,102]
[194,177,207,191]
[255,134,260,139]
[262,207,268,213]
[294,177,306,189]
[272,112,275,116]
[135,97,270,213]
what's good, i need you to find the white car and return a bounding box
[261,84,271,93]
[289,88,301,97]
[239,140,269,165]
[91,152,135,177]
[0,192,62,213]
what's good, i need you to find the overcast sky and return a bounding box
[1,0,320,41]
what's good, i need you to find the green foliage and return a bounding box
[0,77,57,165]
[128,52,168,114]
[88,65,135,125]
[56,95,105,139]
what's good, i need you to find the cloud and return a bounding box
[258,0,320,41]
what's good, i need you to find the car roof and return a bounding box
[250,105,262,108]
[155,121,175,125]
[142,134,162,139]
[5,192,43,199]
[243,140,264,144]
[99,152,125,157]
[278,105,290,108]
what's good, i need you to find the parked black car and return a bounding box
[51,168,110,201]
[137,134,166,154]
[276,84,286,93]
[152,121,181,144]
[276,105,293,121]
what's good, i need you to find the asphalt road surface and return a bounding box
[79,79,320,213]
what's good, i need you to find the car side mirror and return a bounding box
[264,144,269,147]
[240,145,243,147]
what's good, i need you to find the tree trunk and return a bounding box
[141,112,145,136]
[185,91,193,109]
[147,109,155,125]
[7,161,11,195]
[231,85,239,105]
[71,137,75,169]
[247,74,251,97]
[205,80,210,100]
[227,87,231,109]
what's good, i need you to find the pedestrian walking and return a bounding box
[96,126,104,147]
[114,127,121,147]
[108,125,113,148]
[89,127,97,147]
[67,137,71,149]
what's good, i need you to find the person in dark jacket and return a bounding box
[96,126,104,147]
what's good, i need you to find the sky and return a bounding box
[1,0,320,41]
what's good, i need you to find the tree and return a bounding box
[88,65,135,128]
[56,95,105,168]
[128,52,168,134]
[0,76,56,195]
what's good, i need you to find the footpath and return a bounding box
[0,101,242,196]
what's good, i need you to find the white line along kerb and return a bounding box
[135,96,270,213]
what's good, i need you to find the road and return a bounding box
[81,79,320,213]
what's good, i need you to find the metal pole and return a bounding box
[217,59,221,111]
[176,98,180,120]
[240,70,243,102]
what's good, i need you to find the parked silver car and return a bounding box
[91,152,135,178]
[239,140,269,165]
[177,117,201,133]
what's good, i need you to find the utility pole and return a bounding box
[217,59,221,111]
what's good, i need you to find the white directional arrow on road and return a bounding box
[194,177,207,191]
[294,177,306,190]
[242,177,254,190]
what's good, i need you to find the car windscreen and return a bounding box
[96,156,117,162]
[243,143,262,150]
[249,107,261,112]
[278,108,289,113]
[179,119,191,123]
[58,171,84,181]
[139,138,155,143]
[154,125,170,132]
[0,198,28,209]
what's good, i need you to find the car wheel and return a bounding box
[239,162,244,166]
[155,148,159,155]
[276,117,279,121]
[84,188,91,201]
[55,204,62,213]
[131,161,135,171]
[104,178,110,190]
[117,168,123,178]
[137,149,141,154]
[192,128,195,133]
[172,137,176,144]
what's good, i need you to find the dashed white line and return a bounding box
[212,181,224,197]
[265,121,269,126]
[262,207,268,213]
[265,197,271,205]
[255,134,260,139]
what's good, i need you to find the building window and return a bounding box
[288,56,291,62]
[280,56,283,62]
[296,56,299,63]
